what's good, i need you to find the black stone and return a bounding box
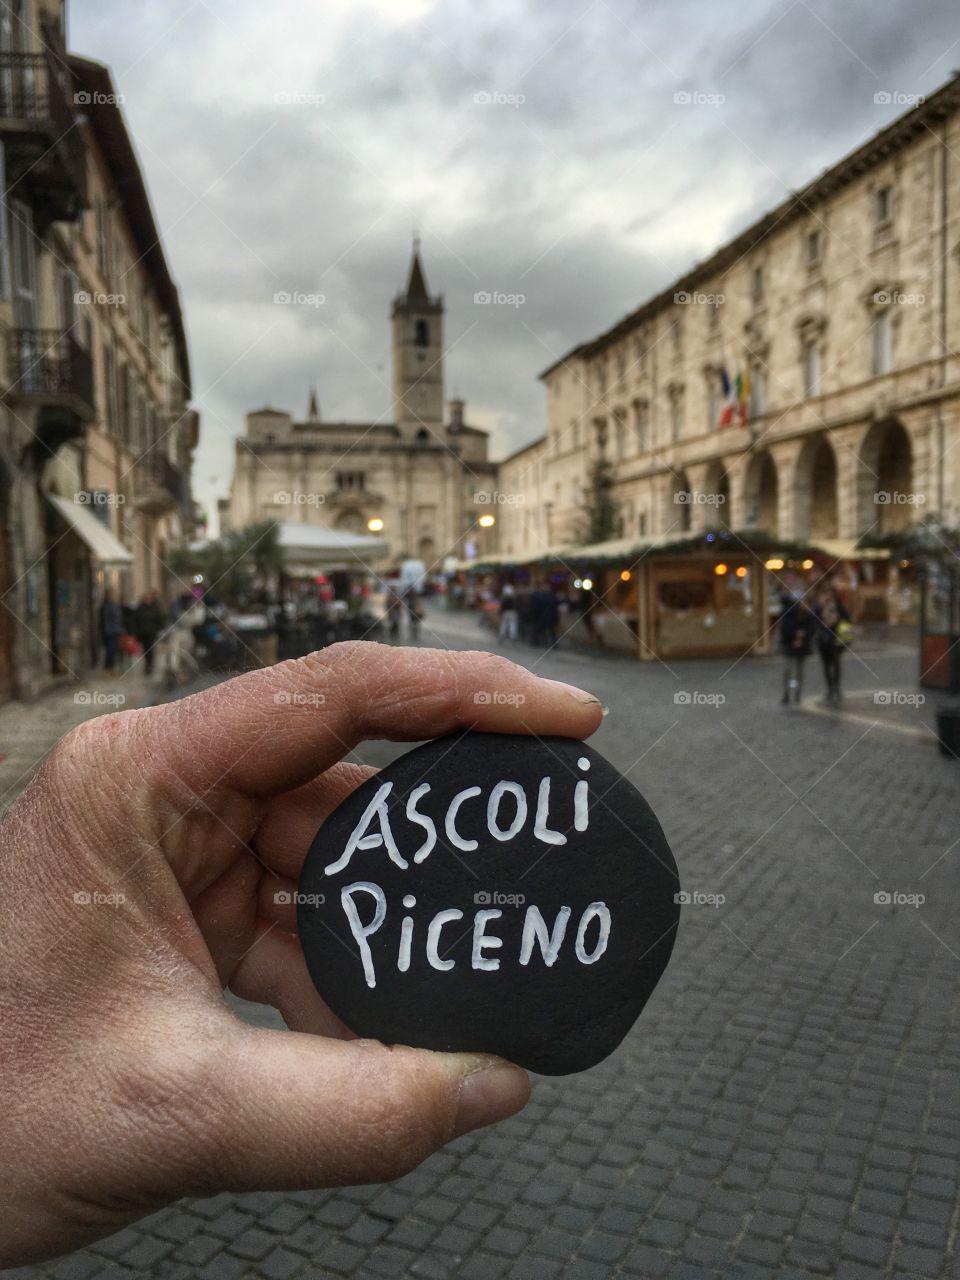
[297,732,681,1074]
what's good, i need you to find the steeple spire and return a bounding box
[307,387,320,422]
[405,236,429,302]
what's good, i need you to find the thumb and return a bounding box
[197,1029,530,1192]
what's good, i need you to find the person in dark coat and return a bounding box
[530,585,559,647]
[99,589,124,673]
[778,592,816,704]
[814,585,851,703]
[133,590,167,676]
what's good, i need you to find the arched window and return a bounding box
[415,428,429,446]
[415,319,429,347]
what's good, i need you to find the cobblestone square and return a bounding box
[4,615,957,1279]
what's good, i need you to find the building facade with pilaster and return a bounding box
[0,0,197,700]
[498,75,960,611]
[219,245,497,571]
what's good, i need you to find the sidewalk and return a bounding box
[0,668,156,817]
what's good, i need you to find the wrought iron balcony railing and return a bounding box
[8,328,95,416]
[0,51,86,222]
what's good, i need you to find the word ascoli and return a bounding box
[340,883,611,989]
[323,758,593,876]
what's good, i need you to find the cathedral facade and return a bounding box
[219,246,497,569]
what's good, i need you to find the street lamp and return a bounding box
[367,517,384,532]
[478,514,495,529]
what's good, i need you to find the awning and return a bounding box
[45,492,133,564]
[276,521,388,570]
[454,531,893,573]
[814,538,890,562]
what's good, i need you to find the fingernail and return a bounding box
[544,678,601,706]
[452,1058,531,1137]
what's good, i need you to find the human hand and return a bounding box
[0,643,602,1264]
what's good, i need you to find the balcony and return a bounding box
[7,329,95,441]
[0,52,87,225]
[135,453,187,514]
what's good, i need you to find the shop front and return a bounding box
[455,533,773,662]
[44,492,134,676]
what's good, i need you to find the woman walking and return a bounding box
[815,585,850,703]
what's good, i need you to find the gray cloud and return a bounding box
[71,0,958,519]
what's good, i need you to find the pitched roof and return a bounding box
[405,244,429,301]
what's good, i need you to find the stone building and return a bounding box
[219,245,497,569]
[0,0,196,700]
[497,75,960,599]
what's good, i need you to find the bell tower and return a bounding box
[391,239,444,442]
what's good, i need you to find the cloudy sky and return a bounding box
[71,0,958,527]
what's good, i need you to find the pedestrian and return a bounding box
[498,583,518,641]
[403,588,422,643]
[133,589,167,677]
[531,586,559,648]
[517,586,533,643]
[778,592,816,704]
[385,587,402,643]
[814,584,850,703]
[99,589,124,674]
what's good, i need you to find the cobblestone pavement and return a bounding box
[0,667,155,817]
[5,613,959,1280]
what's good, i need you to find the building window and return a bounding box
[749,363,766,417]
[872,308,892,376]
[706,374,719,429]
[805,229,822,266]
[120,365,134,448]
[414,319,428,347]
[56,265,77,331]
[10,198,37,327]
[96,198,111,282]
[671,316,683,355]
[136,388,147,454]
[634,333,647,371]
[638,512,648,536]
[751,265,764,304]
[615,347,626,382]
[613,408,626,458]
[708,298,721,330]
[874,185,893,225]
[336,471,365,491]
[595,360,607,394]
[0,144,8,300]
[802,339,821,397]
[633,400,648,452]
[102,343,117,435]
[669,389,684,441]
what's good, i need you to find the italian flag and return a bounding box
[718,367,735,427]
[718,367,750,427]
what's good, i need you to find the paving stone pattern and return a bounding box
[5,612,959,1279]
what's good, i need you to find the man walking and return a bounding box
[779,592,816,705]
[134,589,167,677]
